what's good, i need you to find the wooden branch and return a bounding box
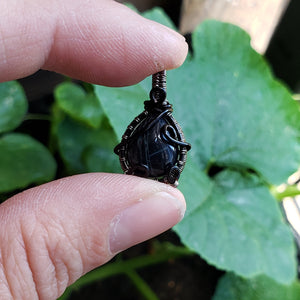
[179,0,290,53]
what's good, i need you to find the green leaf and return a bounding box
[55,114,119,174]
[213,273,300,300]
[0,133,56,192]
[94,83,148,140]
[142,7,177,30]
[83,146,121,173]
[55,82,104,129]
[94,10,299,284]
[0,81,28,133]
[175,168,296,284]
[168,20,300,185]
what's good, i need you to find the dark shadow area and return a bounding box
[266,0,300,91]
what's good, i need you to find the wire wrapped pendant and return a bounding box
[114,71,191,187]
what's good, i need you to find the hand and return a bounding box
[0,0,188,299]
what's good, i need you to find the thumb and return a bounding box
[0,173,185,299]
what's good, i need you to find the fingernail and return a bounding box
[165,26,187,43]
[109,192,185,254]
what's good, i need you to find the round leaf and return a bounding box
[55,82,104,129]
[94,83,148,141]
[175,168,296,284]
[168,20,300,184]
[0,81,28,133]
[0,133,56,192]
[83,146,121,173]
[55,115,119,174]
[213,273,300,300]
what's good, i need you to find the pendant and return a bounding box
[114,71,191,187]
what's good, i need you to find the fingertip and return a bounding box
[0,173,187,298]
[108,190,186,254]
[43,1,188,86]
[156,25,189,70]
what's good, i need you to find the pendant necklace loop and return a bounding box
[114,70,191,187]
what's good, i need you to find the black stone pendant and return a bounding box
[114,71,191,187]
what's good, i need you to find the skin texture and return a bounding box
[0,0,188,299]
[0,0,187,86]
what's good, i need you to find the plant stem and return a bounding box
[271,185,300,201]
[23,113,52,121]
[126,269,159,300]
[58,242,193,300]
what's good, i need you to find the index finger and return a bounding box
[0,0,188,86]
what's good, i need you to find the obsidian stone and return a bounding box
[126,117,178,178]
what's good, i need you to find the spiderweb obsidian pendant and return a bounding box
[114,70,191,187]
